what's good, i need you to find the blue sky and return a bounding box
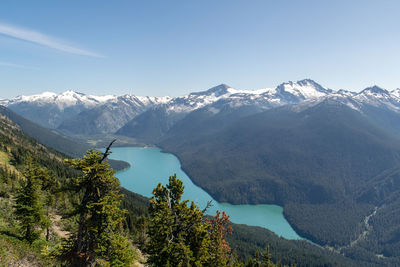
[0,0,400,98]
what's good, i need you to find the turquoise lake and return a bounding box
[108,146,302,240]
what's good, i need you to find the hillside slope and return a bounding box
[0,110,80,265]
[0,105,129,171]
[0,105,88,157]
[158,99,400,262]
[0,108,396,266]
[161,100,400,205]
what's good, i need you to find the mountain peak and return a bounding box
[276,79,331,99]
[39,91,58,97]
[60,90,85,96]
[297,78,319,85]
[360,85,389,95]
[192,84,231,97]
[391,88,400,99]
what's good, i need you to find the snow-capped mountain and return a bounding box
[0,79,336,128]
[221,79,332,109]
[0,90,117,128]
[0,90,171,130]
[313,85,400,113]
[0,90,116,110]
[284,84,400,114]
[115,80,336,141]
[57,94,172,135]
[353,86,400,111]
[2,79,400,137]
[163,84,233,113]
[161,79,333,114]
[391,88,400,100]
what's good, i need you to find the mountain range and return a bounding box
[2,79,400,139]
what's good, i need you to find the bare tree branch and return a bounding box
[202,200,213,214]
[100,139,117,163]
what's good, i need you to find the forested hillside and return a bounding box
[158,100,400,263]
[0,109,297,266]
[0,111,79,264]
[0,105,130,171]
[0,105,89,157]
[161,101,400,205]
[0,108,389,266]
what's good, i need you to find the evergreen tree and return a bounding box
[205,210,233,266]
[244,246,295,267]
[37,167,60,241]
[262,245,274,267]
[14,162,47,243]
[146,174,211,266]
[60,144,134,266]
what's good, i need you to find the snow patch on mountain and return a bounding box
[391,89,400,100]
[276,79,332,99]
[88,94,117,103]
[353,86,400,111]
[164,80,334,114]
[0,80,335,115]
[227,87,273,95]
[136,96,172,105]
[166,84,233,113]
[4,80,400,133]
[2,90,117,111]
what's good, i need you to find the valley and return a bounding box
[0,107,359,266]
[2,79,400,265]
[108,146,303,240]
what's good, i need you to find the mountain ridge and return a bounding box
[3,79,400,137]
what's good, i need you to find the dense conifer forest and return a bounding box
[158,101,400,264]
[0,109,397,266]
[0,112,289,266]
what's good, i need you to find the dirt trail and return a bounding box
[133,247,147,267]
[325,206,379,254]
[51,214,69,239]
[348,206,377,248]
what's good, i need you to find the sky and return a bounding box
[0,0,400,98]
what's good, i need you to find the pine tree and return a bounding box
[14,162,47,243]
[36,167,60,241]
[262,245,274,267]
[59,144,134,266]
[205,210,233,266]
[244,246,295,267]
[146,174,211,266]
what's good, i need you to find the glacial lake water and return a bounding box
[108,146,302,240]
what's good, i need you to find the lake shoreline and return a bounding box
[157,145,312,243]
[109,146,306,241]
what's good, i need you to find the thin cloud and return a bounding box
[0,23,103,58]
[0,60,37,69]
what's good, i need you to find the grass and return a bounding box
[0,151,19,177]
[0,188,56,266]
[0,233,54,266]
